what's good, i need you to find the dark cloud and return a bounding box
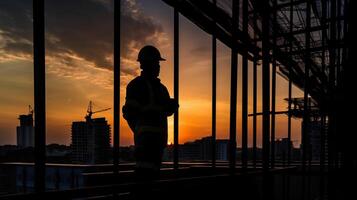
[0,0,164,75]
[0,0,33,56]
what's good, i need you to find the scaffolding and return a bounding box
[4,0,353,199]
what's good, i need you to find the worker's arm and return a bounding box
[122,81,142,132]
[162,86,179,116]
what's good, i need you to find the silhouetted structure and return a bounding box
[122,45,178,183]
[302,119,325,160]
[16,108,34,148]
[2,0,352,199]
[274,138,293,161]
[71,117,111,164]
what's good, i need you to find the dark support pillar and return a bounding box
[252,47,257,168]
[328,0,337,199]
[173,8,179,170]
[302,2,311,199]
[229,0,239,172]
[328,0,336,172]
[261,1,270,173]
[287,0,293,167]
[320,0,326,172]
[211,0,217,168]
[261,1,272,199]
[33,0,46,194]
[271,0,277,169]
[113,0,121,177]
[252,3,258,169]
[319,115,326,199]
[336,0,341,85]
[241,0,248,170]
[302,0,311,172]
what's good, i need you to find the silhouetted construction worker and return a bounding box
[122,45,178,182]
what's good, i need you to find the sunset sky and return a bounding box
[0,0,303,147]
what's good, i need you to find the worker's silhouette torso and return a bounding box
[123,45,177,185]
[124,73,171,150]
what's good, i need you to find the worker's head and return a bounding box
[137,45,165,78]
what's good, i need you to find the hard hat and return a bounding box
[137,45,166,62]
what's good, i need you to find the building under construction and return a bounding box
[71,118,111,164]
[3,0,354,199]
[71,102,111,164]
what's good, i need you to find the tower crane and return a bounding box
[85,101,111,121]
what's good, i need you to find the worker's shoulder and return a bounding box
[158,81,168,91]
[127,76,144,89]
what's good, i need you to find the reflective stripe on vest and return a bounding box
[134,79,165,134]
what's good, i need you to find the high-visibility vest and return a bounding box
[134,79,165,135]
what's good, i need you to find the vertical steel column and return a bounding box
[113,0,121,177]
[320,2,327,199]
[229,0,239,172]
[286,3,293,196]
[252,39,258,168]
[341,0,348,75]
[271,0,277,169]
[336,0,341,85]
[173,7,179,170]
[211,0,217,168]
[303,0,311,172]
[320,0,326,172]
[261,1,273,199]
[33,0,46,193]
[287,0,293,167]
[341,0,348,68]
[241,0,248,170]
[261,1,271,172]
[319,115,326,199]
[301,3,311,199]
[252,3,258,169]
[327,0,337,195]
[328,0,337,173]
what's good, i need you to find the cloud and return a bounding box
[0,0,167,88]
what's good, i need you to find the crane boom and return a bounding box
[92,108,111,114]
[85,101,111,121]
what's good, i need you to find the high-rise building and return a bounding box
[16,113,34,148]
[275,138,293,160]
[71,117,111,164]
[301,119,322,160]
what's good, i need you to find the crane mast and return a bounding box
[85,101,111,122]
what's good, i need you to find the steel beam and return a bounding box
[261,0,271,172]
[211,0,217,168]
[229,0,239,172]
[271,0,278,169]
[33,0,46,194]
[287,0,294,167]
[302,0,311,172]
[252,15,258,168]
[113,0,121,177]
[174,8,179,170]
[241,0,248,171]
